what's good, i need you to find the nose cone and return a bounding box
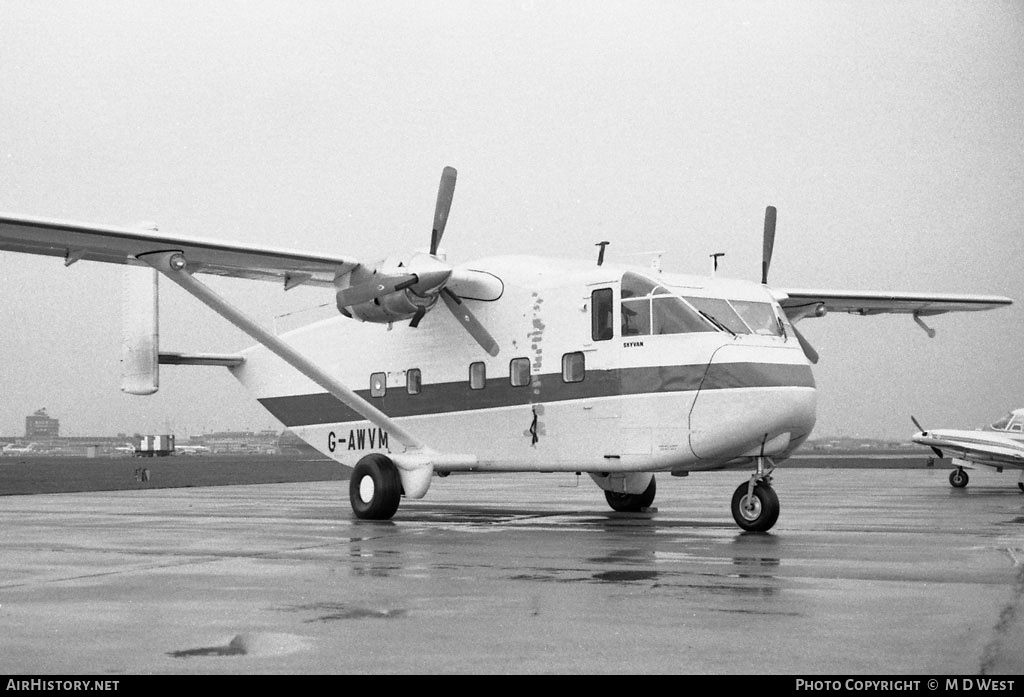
[689,343,817,462]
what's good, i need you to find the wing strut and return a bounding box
[136,250,463,498]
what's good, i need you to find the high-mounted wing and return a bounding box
[0,212,359,288]
[0,168,502,356]
[753,206,1012,364]
[777,289,1012,320]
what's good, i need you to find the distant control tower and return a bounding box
[25,408,59,439]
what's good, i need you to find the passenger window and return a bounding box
[510,358,530,387]
[469,362,486,390]
[591,288,614,341]
[562,352,585,383]
[370,372,386,397]
[407,368,421,395]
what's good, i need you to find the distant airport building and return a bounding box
[25,408,59,439]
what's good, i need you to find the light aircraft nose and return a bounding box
[688,342,816,462]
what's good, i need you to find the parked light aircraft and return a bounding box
[1,442,43,455]
[912,411,1024,492]
[0,168,1013,531]
[175,445,212,455]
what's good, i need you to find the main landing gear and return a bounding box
[349,454,403,520]
[604,477,657,512]
[731,457,780,533]
[949,467,969,488]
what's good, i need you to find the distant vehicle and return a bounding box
[113,443,136,455]
[2,442,43,455]
[175,445,211,455]
[912,411,1024,492]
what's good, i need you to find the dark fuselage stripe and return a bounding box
[258,362,815,428]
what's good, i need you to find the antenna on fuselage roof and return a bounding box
[595,241,610,266]
[710,252,725,276]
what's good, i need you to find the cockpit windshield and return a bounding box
[620,272,714,337]
[618,271,786,339]
[730,300,784,336]
[991,412,1024,432]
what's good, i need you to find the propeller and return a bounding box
[335,166,500,356]
[790,323,819,364]
[762,205,776,285]
[441,288,499,356]
[431,166,457,256]
[760,204,818,364]
[911,416,945,459]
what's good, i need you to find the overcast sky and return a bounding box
[1,1,1022,442]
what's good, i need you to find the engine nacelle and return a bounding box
[343,287,440,324]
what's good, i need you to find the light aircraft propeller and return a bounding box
[334,166,499,356]
[762,205,819,365]
[911,416,945,460]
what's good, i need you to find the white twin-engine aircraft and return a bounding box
[912,410,1024,492]
[0,167,1012,531]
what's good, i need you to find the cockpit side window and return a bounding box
[621,296,652,335]
[621,272,660,299]
[1010,415,1024,432]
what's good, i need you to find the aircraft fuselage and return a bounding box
[234,256,817,475]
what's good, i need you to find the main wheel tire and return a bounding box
[1017,481,1023,493]
[731,481,780,532]
[604,476,656,512]
[949,468,969,488]
[349,454,402,520]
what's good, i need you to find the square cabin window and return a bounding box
[370,372,386,397]
[469,361,486,390]
[407,368,421,395]
[562,352,585,383]
[510,357,530,387]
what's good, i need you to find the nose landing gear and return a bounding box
[731,457,780,532]
[949,467,969,488]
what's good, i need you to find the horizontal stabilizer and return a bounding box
[158,352,245,367]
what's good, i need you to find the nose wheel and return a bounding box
[731,457,780,532]
[949,467,969,488]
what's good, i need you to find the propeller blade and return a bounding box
[910,416,945,458]
[335,272,417,308]
[431,166,457,255]
[441,288,499,356]
[762,205,776,284]
[409,305,427,328]
[791,322,819,364]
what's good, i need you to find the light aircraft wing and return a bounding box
[913,430,1024,469]
[0,212,360,288]
[777,289,1012,320]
